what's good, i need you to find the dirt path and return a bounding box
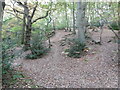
[13,29,118,88]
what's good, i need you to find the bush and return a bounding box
[66,39,86,58]
[26,34,49,59]
[109,22,119,30]
[2,38,16,87]
[90,21,100,27]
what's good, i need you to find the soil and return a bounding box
[13,28,118,88]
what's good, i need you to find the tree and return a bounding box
[45,11,52,48]
[76,2,87,44]
[118,1,120,30]
[0,1,5,46]
[64,2,69,31]
[72,2,76,34]
[0,0,5,89]
[21,1,27,44]
[118,1,120,65]
[0,1,5,41]
[11,1,52,50]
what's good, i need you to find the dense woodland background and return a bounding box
[0,0,120,88]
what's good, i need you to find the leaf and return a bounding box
[13,74,23,79]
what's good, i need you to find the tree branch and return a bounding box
[16,1,27,8]
[6,11,23,20]
[2,2,5,10]
[31,1,38,19]
[13,8,24,14]
[32,10,50,24]
[6,3,26,15]
[32,1,53,24]
[95,8,119,39]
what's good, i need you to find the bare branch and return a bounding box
[13,8,24,14]
[16,1,27,8]
[31,1,38,19]
[32,10,50,24]
[95,8,120,39]
[6,11,23,20]
[6,3,27,15]
[32,1,53,24]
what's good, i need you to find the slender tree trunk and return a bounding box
[53,19,56,31]
[0,2,2,89]
[0,1,5,41]
[21,2,27,44]
[118,1,120,30]
[76,2,86,44]
[99,27,103,44]
[46,15,52,48]
[0,1,5,89]
[73,2,76,34]
[21,14,25,44]
[118,1,120,67]
[65,3,69,31]
[87,2,91,23]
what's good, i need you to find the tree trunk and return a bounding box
[65,3,69,31]
[0,1,5,89]
[0,2,2,90]
[24,16,32,50]
[24,3,32,50]
[73,2,76,34]
[53,19,56,31]
[23,2,32,50]
[118,1,120,67]
[0,1,5,40]
[21,2,27,44]
[21,14,25,44]
[118,1,120,30]
[76,2,86,44]
[14,1,50,50]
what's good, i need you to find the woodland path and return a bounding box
[13,29,118,88]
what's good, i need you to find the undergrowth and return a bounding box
[66,39,86,58]
[109,21,119,30]
[2,38,39,88]
[26,34,49,59]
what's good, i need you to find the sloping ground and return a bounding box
[13,29,118,88]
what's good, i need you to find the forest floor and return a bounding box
[13,28,118,88]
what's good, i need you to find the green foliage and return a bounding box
[56,24,66,30]
[90,21,100,27]
[3,17,13,24]
[13,74,24,80]
[10,26,22,32]
[2,38,15,87]
[56,18,66,30]
[109,21,120,30]
[26,34,49,59]
[2,37,37,88]
[66,39,86,58]
[2,17,22,44]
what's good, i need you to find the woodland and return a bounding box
[0,0,120,88]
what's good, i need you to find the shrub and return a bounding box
[2,38,15,87]
[67,39,86,58]
[90,21,100,27]
[109,22,119,30]
[26,34,49,59]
